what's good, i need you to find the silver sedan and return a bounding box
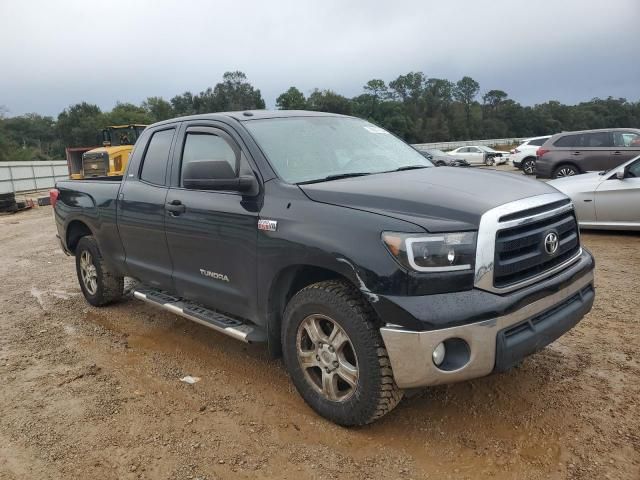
[548,155,640,230]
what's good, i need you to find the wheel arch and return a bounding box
[265,264,372,358]
[66,219,93,254]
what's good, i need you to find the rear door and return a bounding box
[612,131,640,167]
[117,126,176,290]
[164,122,261,321]
[576,132,612,171]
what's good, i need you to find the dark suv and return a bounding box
[535,128,640,178]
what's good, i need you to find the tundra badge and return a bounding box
[199,269,230,282]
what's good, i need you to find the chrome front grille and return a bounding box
[474,193,583,294]
[493,208,579,288]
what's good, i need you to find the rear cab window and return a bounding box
[140,129,175,185]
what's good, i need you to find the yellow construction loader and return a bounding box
[68,125,147,179]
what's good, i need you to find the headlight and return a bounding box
[382,231,476,272]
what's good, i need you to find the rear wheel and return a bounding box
[282,280,403,426]
[553,164,580,178]
[522,158,536,175]
[75,236,124,306]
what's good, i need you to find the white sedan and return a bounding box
[447,146,509,166]
[548,155,640,230]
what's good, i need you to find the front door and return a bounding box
[117,126,177,290]
[164,124,260,321]
[595,158,640,226]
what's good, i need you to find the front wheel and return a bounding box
[553,164,580,178]
[75,236,124,307]
[484,156,495,166]
[282,280,403,426]
[522,158,536,175]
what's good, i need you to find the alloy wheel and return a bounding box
[523,159,535,175]
[556,167,577,177]
[79,250,98,295]
[296,314,359,402]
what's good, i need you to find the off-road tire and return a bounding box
[282,280,403,426]
[75,236,124,307]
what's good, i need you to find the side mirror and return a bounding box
[616,168,626,180]
[183,160,258,193]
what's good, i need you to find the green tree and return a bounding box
[142,96,174,122]
[170,91,196,116]
[307,89,353,114]
[454,76,480,135]
[105,102,152,126]
[56,102,105,147]
[197,71,265,113]
[276,87,307,110]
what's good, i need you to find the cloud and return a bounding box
[1,0,638,116]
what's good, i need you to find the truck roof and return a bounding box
[150,110,350,128]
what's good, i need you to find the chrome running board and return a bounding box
[133,287,266,343]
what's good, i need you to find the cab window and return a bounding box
[180,132,239,185]
[140,129,174,185]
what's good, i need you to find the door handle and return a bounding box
[570,151,581,156]
[166,200,186,215]
[612,151,622,156]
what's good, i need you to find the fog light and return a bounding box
[432,342,446,366]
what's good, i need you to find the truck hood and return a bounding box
[299,167,558,232]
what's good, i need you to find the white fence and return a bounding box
[0,161,69,194]
[413,137,527,151]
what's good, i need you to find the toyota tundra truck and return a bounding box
[52,111,595,426]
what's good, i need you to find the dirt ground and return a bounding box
[0,205,638,480]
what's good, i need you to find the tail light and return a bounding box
[49,188,59,208]
[536,148,549,158]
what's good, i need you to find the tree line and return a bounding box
[1,70,639,161]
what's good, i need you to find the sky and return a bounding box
[0,0,638,117]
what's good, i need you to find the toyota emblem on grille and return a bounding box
[544,231,559,255]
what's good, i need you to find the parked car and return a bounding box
[447,145,509,166]
[51,110,595,426]
[418,148,469,167]
[536,128,640,179]
[548,155,640,230]
[510,136,551,175]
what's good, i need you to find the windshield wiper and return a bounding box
[390,165,430,172]
[297,172,372,185]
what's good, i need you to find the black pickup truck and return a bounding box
[52,111,595,426]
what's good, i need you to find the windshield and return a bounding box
[244,116,433,183]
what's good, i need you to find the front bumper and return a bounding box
[379,255,594,389]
